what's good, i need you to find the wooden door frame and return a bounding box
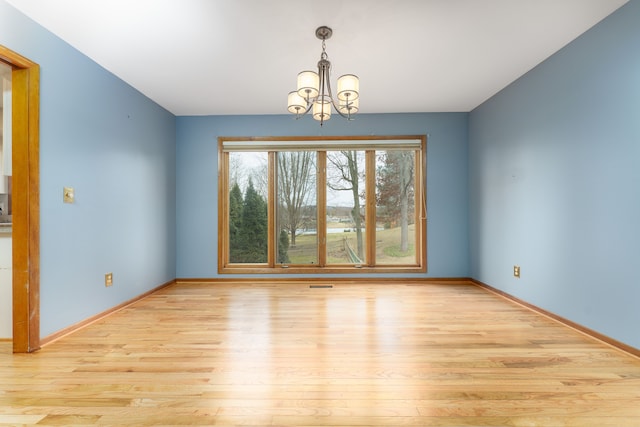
[0,45,40,353]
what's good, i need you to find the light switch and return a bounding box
[63,187,75,203]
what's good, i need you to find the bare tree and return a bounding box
[376,150,414,252]
[229,152,267,198]
[229,154,245,187]
[277,152,315,246]
[249,157,269,200]
[327,150,365,260]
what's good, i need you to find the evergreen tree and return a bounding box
[238,178,268,262]
[229,182,244,262]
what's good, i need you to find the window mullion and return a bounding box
[219,150,230,269]
[317,152,327,266]
[365,151,376,266]
[268,151,276,267]
[417,144,426,266]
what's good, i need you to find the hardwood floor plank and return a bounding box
[1,282,639,426]
[0,414,46,424]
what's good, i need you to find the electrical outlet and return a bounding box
[105,273,113,287]
[513,265,520,278]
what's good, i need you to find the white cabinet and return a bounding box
[0,235,11,339]
[2,76,11,177]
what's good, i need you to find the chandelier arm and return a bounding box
[294,100,315,119]
[317,58,331,126]
[322,62,333,99]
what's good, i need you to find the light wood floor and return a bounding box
[1,282,639,426]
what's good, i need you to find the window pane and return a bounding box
[375,149,416,264]
[228,152,268,263]
[326,150,367,264]
[276,152,318,265]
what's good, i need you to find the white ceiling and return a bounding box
[5,0,628,116]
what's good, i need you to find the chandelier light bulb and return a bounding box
[287,91,306,115]
[337,74,359,101]
[297,71,319,101]
[312,99,331,122]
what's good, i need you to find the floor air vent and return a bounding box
[310,285,333,288]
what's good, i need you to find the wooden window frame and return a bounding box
[218,135,427,274]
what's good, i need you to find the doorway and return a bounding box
[0,45,40,353]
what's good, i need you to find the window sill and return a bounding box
[219,265,427,274]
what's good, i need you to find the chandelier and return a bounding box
[287,26,359,126]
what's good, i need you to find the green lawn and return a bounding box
[285,224,415,265]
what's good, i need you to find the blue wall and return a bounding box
[469,1,640,349]
[1,1,177,336]
[176,113,469,279]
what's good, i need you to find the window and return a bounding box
[218,136,426,273]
